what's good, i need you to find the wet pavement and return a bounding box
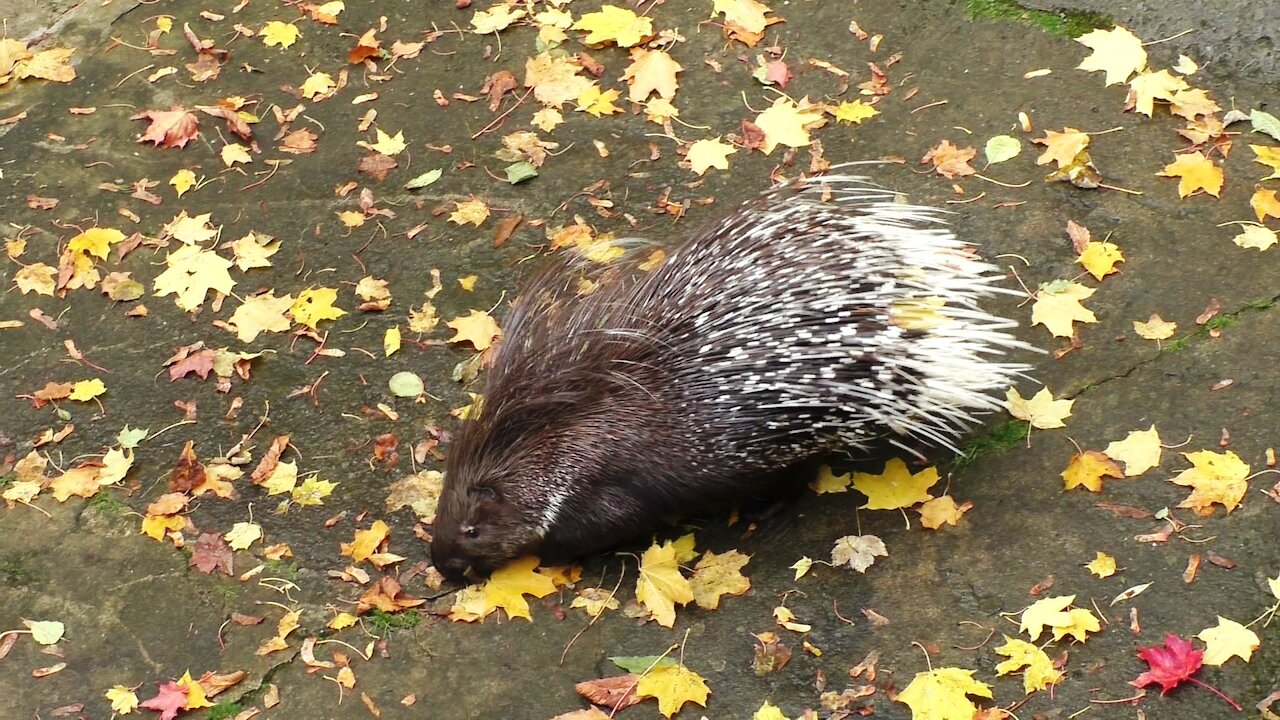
[1,1,1277,719]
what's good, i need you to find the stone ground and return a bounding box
[1,1,1278,719]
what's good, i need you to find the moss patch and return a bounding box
[206,702,243,720]
[953,419,1030,471]
[367,609,423,635]
[964,0,1111,37]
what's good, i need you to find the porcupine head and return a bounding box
[430,260,679,582]
[430,174,1032,581]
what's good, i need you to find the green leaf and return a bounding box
[388,371,425,398]
[984,135,1022,164]
[1252,110,1280,142]
[404,168,443,190]
[610,655,679,673]
[117,425,149,449]
[27,620,65,645]
[504,161,538,184]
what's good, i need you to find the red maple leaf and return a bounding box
[131,108,200,148]
[1130,634,1201,694]
[1130,634,1240,710]
[140,680,188,720]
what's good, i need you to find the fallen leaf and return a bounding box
[1158,151,1223,197]
[1005,387,1073,429]
[1197,617,1259,666]
[1076,26,1147,85]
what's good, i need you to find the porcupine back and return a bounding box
[434,174,1030,575]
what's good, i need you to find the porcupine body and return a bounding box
[431,174,1030,579]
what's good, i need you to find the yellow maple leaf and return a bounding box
[643,98,679,123]
[1051,607,1101,642]
[897,668,993,720]
[754,700,789,720]
[1169,88,1221,120]
[14,263,56,296]
[995,636,1064,693]
[1031,280,1097,338]
[1233,224,1278,251]
[1251,144,1280,180]
[1127,69,1189,116]
[1004,386,1073,429]
[229,292,293,342]
[830,99,879,124]
[225,521,262,550]
[229,231,280,270]
[261,21,301,49]
[448,585,493,622]
[1158,151,1223,198]
[16,47,77,83]
[1075,26,1147,85]
[141,513,186,541]
[688,549,750,610]
[50,467,100,501]
[221,142,252,166]
[1104,426,1162,476]
[1033,128,1089,168]
[918,495,972,529]
[852,458,938,509]
[1132,314,1177,341]
[261,460,298,495]
[713,0,774,35]
[1019,595,1074,641]
[635,663,710,718]
[1198,616,1260,665]
[169,168,197,197]
[292,476,336,506]
[570,587,621,618]
[69,378,106,402]
[97,447,133,486]
[1170,449,1249,515]
[1251,188,1280,222]
[575,84,622,117]
[636,539,694,627]
[163,211,218,244]
[470,4,526,34]
[105,686,139,714]
[176,670,214,711]
[572,5,653,48]
[1086,551,1117,578]
[755,96,826,154]
[67,227,126,260]
[300,71,336,100]
[289,287,346,329]
[530,107,563,132]
[446,309,502,350]
[1077,240,1123,280]
[686,137,736,175]
[342,519,389,563]
[361,127,407,156]
[449,198,490,226]
[328,612,358,630]
[622,48,682,102]
[1061,450,1124,492]
[337,210,365,228]
[481,555,557,621]
[524,51,593,108]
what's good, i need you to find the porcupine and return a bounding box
[431,173,1031,580]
